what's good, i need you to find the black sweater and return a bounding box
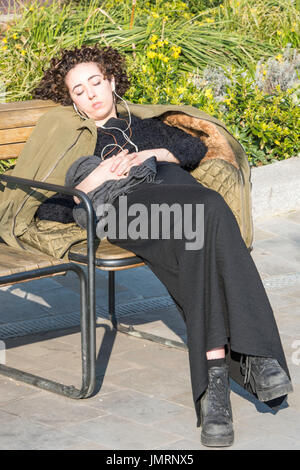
[95,114,207,171]
[36,113,207,223]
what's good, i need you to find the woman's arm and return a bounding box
[74,147,179,204]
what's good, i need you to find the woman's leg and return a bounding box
[108,164,292,444]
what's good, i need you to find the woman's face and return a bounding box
[65,62,117,126]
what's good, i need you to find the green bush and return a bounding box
[193,67,300,167]
[0,0,299,171]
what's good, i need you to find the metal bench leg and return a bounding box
[0,263,96,399]
[108,270,187,351]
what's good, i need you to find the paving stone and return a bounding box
[0,414,86,450]
[253,236,300,265]
[251,247,300,277]
[255,217,300,243]
[155,439,205,450]
[0,393,107,429]
[88,388,187,426]
[62,414,181,450]
[0,377,41,405]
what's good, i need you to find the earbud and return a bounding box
[111,81,115,93]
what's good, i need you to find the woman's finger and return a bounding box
[113,153,137,175]
[110,149,129,172]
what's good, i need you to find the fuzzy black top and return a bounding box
[95,114,207,171]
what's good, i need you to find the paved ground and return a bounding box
[0,209,300,450]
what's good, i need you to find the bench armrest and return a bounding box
[0,174,96,279]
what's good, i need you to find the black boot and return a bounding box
[241,356,293,402]
[200,365,234,447]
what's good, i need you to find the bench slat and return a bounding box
[0,142,25,159]
[0,100,57,112]
[0,126,34,145]
[0,243,65,278]
[69,239,145,271]
[0,106,56,130]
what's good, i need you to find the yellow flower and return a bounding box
[276,30,282,36]
[163,39,169,45]
[275,54,283,62]
[12,33,18,40]
[171,45,181,54]
[204,88,214,100]
[157,53,164,60]
[151,12,159,19]
[2,37,7,44]
[147,50,157,59]
[2,45,7,51]
[172,51,180,59]
[177,86,186,94]
[149,44,157,50]
[205,18,214,23]
[21,50,26,56]
[162,56,169,63]
[150,34,158,43]
[263,70,267,76]
[274,140,281,146]
[220,4,224,8]
[157,40,164,48]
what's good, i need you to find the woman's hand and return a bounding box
[74,147,179,203]
[74,149,141,202]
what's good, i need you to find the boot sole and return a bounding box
[249,375,293,402]
[201,431,234,447]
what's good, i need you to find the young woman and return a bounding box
[1,45,293,447]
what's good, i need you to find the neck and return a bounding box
[95,106,118,127]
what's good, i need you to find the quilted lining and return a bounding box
[191,158,244,241]
[19,218,87,260]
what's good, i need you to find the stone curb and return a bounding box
[251,156,300,221]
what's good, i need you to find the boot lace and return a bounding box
[206,371,231,418]
[241,355,277,386]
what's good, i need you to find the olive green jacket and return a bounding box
[0,102,250,250]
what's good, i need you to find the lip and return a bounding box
[92,101,103,109]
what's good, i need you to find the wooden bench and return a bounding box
[0,99,252,398]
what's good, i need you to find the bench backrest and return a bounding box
[0,100,58,160]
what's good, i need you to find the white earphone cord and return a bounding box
[99,89,139,160]
[72,88,139,160]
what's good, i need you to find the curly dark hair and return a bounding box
[32,45,130,105]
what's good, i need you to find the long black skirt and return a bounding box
[107,162,291,425]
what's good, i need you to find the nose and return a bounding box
[86,85,96,100]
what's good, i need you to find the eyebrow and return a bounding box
[72,74,102,92]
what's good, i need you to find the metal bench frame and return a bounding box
[0,173,188,399]
[0,174,97,398]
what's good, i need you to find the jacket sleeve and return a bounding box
[139,117,208,171]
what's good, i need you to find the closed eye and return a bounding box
[75,81,101,96]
